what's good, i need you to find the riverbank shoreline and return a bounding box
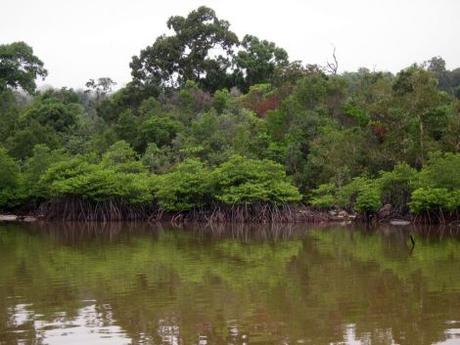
[4,202,459,226]
[0,206,414,225]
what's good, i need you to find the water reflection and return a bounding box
[6,302,129,345]
[0,222,460,344]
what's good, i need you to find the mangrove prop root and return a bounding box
[40,199,459,224]
[40,198,152,222]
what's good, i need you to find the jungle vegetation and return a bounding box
[0,7,459,221]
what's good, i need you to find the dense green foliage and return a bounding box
[0,41,47,94]
[0,147,20,207]
[211,155,301,205]
[1,7,460,220]
[154,155,301,212]
[308,155,460,217]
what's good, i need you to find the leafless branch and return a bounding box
[326,46,338,75]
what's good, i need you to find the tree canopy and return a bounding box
[0,41,47,94]
[130,6,239,93]
[1,6,460,222]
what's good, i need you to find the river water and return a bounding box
[0,222,459,345]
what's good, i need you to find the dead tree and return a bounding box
[326,46,339,75]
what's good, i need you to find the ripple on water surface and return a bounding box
[0,222,460,344]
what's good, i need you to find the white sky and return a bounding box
[1,0,459,89]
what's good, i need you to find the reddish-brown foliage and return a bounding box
[249,95,280,117]
[371,123,387,142]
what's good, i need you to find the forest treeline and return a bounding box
[1,6,459,222]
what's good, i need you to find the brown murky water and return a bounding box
[0,222,459,345]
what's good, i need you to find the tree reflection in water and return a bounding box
[0,222,459,344]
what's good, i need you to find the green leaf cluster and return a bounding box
[155,155,301,212]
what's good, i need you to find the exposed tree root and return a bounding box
[40,198,153,222]
[411,211,460,225]
[156,203,333,224]
[40,199,337,223]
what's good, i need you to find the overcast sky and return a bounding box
[1,0,459,89]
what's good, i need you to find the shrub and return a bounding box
[41,155,155,205]
[0,147,21,208]
[448,190,460,212]
[212,155,302,205]
[337,176,381,213]
[155,159,211,211]
[418,152,460,190]
[377,162,418,212]
[309,183,336,208]
[408,153,460,217]
[22,144,67,200]
[154,155,302,211]
[355,186,381,214]
[213,89,231,114]
[410,188,451,214]
[139,115,181,149]
[101,140,147,173]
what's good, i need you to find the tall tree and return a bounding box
[234,35,289,91]
[130,6,238,93]
[392,65,448,166]
[427,56,450,91]
[0,42,47,94]
[85,77,117,100]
